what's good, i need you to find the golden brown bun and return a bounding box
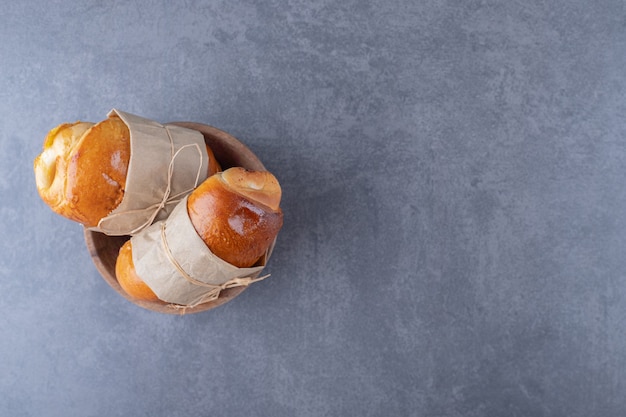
[116,240,160,302]
[187,167,283,268]
[206,146,221,176]
[115,167,283,302]
[34,117,130,227]
[34,116,221,228]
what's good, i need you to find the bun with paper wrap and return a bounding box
[33,114,221,228]
[115,167,284,302]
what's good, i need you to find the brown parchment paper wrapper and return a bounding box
[90,109,209,236]
[130,195,269,307]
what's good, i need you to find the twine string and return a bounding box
[159,222,269,307]
[94,125,204,235]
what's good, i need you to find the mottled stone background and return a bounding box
[1,1,625,416]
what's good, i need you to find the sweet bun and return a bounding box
[34,116,130,227]
[34,115,221,228]
[116,239,160,302]
[187,167,283,267]
[115,167,284,302]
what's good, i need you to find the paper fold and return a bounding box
[131,196,268,306]
[91,109,209,236]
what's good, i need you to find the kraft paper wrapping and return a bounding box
[130,196,269,307]
[91,109,209,236]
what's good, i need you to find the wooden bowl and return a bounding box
[85,122,267,315]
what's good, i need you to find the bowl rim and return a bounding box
[84,121,268,315]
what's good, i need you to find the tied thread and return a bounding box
[94,125,205,235]
[159,223,269,308]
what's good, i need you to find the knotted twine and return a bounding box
[131,196,271,307]
[88,109,209,236]
[160,222,270,308]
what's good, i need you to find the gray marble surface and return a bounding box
[1,1,626,416]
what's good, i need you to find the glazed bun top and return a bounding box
[187,167,283,268]
[34,116,130,227]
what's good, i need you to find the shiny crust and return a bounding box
[34,116,221,228]
[206,145,221,176]
[116,240,160,302]
[115,168,283,301]
[187,168,283,268]
[34,116,131,227]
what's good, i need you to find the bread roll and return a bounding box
[116,238,163,303]
[34,116,130,227]
[34,115,221,228]
[116,167,284,302]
